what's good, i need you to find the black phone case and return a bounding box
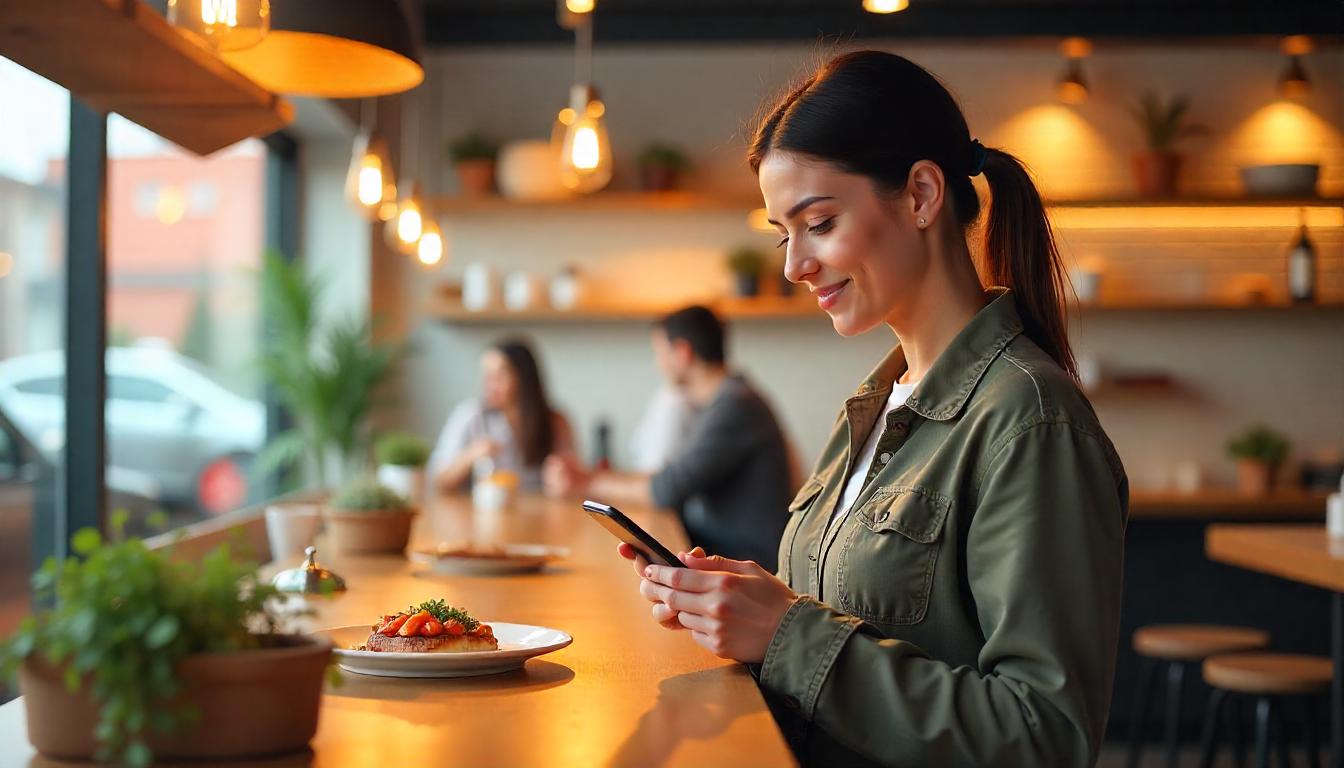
[581,500,687,568]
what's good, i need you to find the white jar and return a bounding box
[462,263,495,311]
[504,272,540,310]
[549,270,582,310]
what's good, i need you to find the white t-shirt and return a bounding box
[831,380,919,523]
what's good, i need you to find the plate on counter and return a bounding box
[411,543,569,575]
[318,622,573,678]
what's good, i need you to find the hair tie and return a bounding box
[969,139,987,177]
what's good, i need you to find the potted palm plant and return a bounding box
[324,478,417,555]
[637,143,691,192]
[1226,425,1289,497]
[257,252,400,491]
[1128,92,1208,198]
[726,247,767,298]
[375,431,431,504]
[448,133,499,197]
[1,514,330,766]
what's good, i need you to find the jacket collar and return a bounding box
[850,287,1024,422]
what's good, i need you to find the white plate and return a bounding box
[411,544,569,575]
[317,622,572,678]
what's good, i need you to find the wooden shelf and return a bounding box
[428,294,1344,325]
[1073,300,1344,312]
[429,191,762,215]
[1130,489,1331,520]
[1047,197,1344,209]
[0,0,293,156]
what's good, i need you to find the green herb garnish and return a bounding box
[408,599,479,631]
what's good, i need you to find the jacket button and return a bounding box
[878,452,892,464]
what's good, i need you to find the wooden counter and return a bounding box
[0,495,796,767]
[1128,489,1330,520]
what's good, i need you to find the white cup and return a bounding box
[264,504,323,562]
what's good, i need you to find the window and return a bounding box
[0,57,66,651]
[106,116,269,523]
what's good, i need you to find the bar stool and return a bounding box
[1198,653,1331,768]
[1127,624,1271,768]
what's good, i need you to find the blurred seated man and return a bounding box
[545,306,792,571]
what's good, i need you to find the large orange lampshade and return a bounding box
[221,0,423,97]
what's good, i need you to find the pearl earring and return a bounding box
[918,217,927,227]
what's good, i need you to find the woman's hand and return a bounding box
[543,453,592,498]
[617,543,703,630]
[627,546,799,664]
[466,437,499,464]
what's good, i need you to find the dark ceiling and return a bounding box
[422,0,1344,46]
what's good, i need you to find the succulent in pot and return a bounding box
[636,142,691,192]
[324,477,417,555]
[1225,424,1289,497]
[0,513,331,766]
[1128,92,1208,198]
[726,246,768,298]
[374,431,432,505]
[448,132,499,197]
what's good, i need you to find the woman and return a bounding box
[621,51,1127,767]
[428,339,575,494]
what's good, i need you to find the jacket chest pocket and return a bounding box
[778,477,825,584]
[837,485,952,627]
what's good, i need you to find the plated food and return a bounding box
[411,543,569,576]
[358,599,498,653]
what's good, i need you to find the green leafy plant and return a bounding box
[447,132,499,163]
[257,251,401,488]
[637,143,691,171]
[409,599,480,631]
[1226,425,1289,464]
[1129,92,1209,152]
[329,477,409,512]
[374,431,431,467]
[726,246,767,277]
[0,512,281,767]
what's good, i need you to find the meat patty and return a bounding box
[363,631,499,653]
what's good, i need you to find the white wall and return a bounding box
[381,40,1344,491]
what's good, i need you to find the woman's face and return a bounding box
[480,349,518,410]
[758,151,928,337]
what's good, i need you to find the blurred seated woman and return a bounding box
[428,339,575,494]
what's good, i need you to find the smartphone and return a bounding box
[581,500,686,568]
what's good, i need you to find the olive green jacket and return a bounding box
[759,289,1128,767]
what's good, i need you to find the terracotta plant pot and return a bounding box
[324,507,417,554]
[1235,459,1277,497]
[1132,151,1183,198]
[640,165,681,192]
[455,159,496,197]
[20,634,331,761]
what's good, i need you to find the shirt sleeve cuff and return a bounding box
[758,595,862,720]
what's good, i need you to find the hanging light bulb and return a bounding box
[417,217,445,267]
[1055,37,1091,104]
[1278,36,1312,100]
[167,0,270,51]
[559,84,613,194]
[863,0,909,13]
[345,133,395,219]
[384,181,425,256]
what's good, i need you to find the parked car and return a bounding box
[0,347,265,514]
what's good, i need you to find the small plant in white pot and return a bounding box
[375,431,431,505]
[324,478,417,555]
[0,513,331,766]
[1226,424,1289,497]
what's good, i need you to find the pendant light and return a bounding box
[219,0,423,98]
[417,218,445,267]
[1278,36,1312,100]
[557,17,612,194]
[384,90,427,256]
[1056,37,1091,105]
[863,0,909,13]
[557,0,595,28]
[416,75,446,269]
[345,99,397,220]
[167,0,270,51]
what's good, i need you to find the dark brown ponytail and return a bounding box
[978,147,1075,379]
[748,50,1076,380]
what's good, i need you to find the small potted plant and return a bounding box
[448,132,499,197]
[1128,92,1208,198]
[324,477,417,555]
[1226,424,1289,497]
[637,143,691,192]
[726,246,767,298]
[1,514,330,766]
[375,431,431,504]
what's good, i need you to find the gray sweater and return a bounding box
[650,375,792,571]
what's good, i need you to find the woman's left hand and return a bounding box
[640,553,798,664]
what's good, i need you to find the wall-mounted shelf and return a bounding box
[428,294,1344,325]
[1129,489,1331,520]
[0,0,293,155]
